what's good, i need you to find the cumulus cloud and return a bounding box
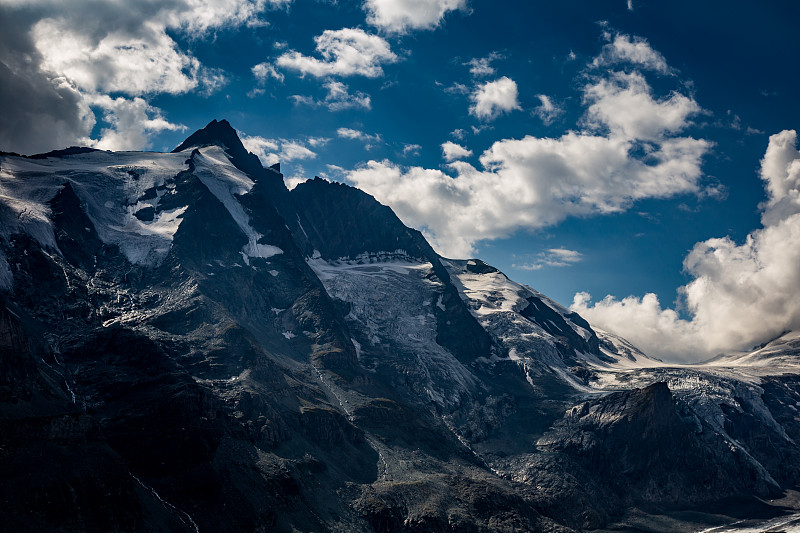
[441,141,472,161]
[348,130,709,257]
[275,28,397,78]
[0,0,279,153]
[31,17,217,97]
[583,71,700,141]
[593,33,672,75]
[470,76,521,121]
[532,94,563,126]
[364,0,467,33]
[514,248,583,270]
[291,80,371,111]
[23,0,275,97]
[240,133,323,167]
[345,36,709,258]
[572,130,800,362]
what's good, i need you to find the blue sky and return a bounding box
[2,0,800,361]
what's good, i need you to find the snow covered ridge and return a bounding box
[0,145,282,288]
[191,146,282,264]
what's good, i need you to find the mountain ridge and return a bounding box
[1,119,798,532]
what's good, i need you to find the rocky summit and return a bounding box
[1,119,799,532]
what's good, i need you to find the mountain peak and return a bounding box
[172,119,245,155]
[172,118,279,181]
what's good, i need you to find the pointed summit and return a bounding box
[172,119,247,156]
[172,118,279,181]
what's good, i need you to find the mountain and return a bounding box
[1,119,799,532]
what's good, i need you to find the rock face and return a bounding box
[1,119,798,532]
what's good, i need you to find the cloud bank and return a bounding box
[572,130,800,362]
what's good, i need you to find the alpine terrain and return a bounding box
[1,119,799,532]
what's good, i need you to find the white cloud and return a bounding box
[441,141,472,161]
[32,19,205,96]
[364,0,467,33]
[28,0,273,97]
[514,248,583,270]
[292,80,371,111]
[593,33,672,75]
[1,0,280,152]
[89,94,186,151]
[240,134,320,167]
[532,94,563,126]
[279,141,318,162]
[402,143,422,156]
[583,71,700,141]
[306,136,330,148]
[240,134,279,161]
[346,45,709,258]
[252,62,285,84]
[465,52,502,77]
[337,127,383,148]
[470,76,521,121]
[276,28,397,78]
[284,176,310,190]
[444,82,471,95]
[760,129,800,225]
[164,0,291,34]
[572,130,800,362]
[348,130,709,258]
[323,81,371,110]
